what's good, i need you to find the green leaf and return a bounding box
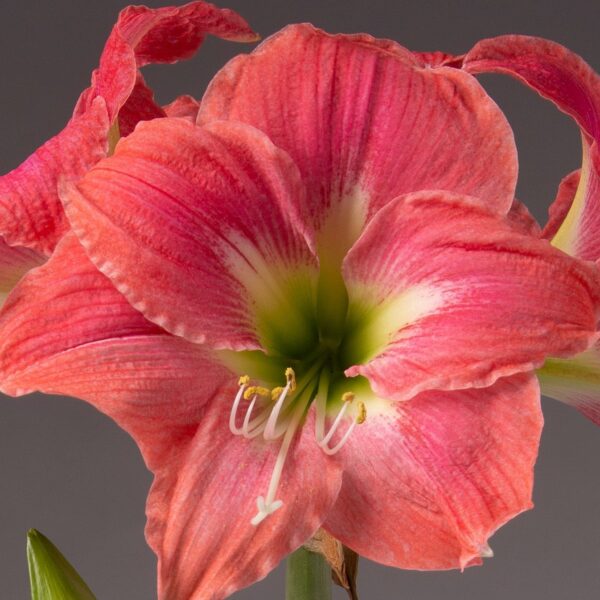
[27,529,97,600]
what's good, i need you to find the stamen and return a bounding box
[243,386,270,400]
[285,367,297,391]
[318,396,366,456]
[263,380,293,440]
[229,376,250,435]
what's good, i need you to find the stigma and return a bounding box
[229,367,365,525]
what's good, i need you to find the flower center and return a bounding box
[229,355,367,525]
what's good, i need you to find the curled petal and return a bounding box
[0,234,228,468]
[77,1,258,123]
[199,24,518,240]
[324,373,543,570]
[464,35,600,261]
[342,190,600,401]
[542,170,580,240]
[0,97,109,254]
[147,405,342,600]
[62,118,318,351]
[117,74,166,137]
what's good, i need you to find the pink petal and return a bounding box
[163,95,202,122]
[79,1,258,123]
[342,190,600,401]
[147,403,342,600]
[0,237,45,305]
[464,36,600,141]
[62,118,318,350]
[0,234,229,469]
[464,35,600,261]
[199,24,518,235]
[538,340,600,426]
[542,170,580,240]
[0,97,109,255]
[117,74,166,137]
[324,373,542,569]
[507,198,542,237]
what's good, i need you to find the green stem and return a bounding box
[285,547,332,600]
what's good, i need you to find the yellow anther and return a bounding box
[238,375,250,386]
[244,386,270,400]
[356,401,367,425]
[285,367,297,391]
[341,392,355,404]
[271,386,285,401]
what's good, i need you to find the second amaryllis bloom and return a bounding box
[1,22,599,600]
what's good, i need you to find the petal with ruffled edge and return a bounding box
[507,198,542,237]
[538,342,600,426]
[464,35,600,261]
[542,170,580,240]
[77,1,258,123]
[0,97,109,255]
[1,2,256,263]
[117,74,167,137]
[62,118,318,352]
[0,233,231,468]
[163,95,201,122]
[324,373,542,570]
[147,403,342,600]
[341,190,600,401]
[199,24,517,247]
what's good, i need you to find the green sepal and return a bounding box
[27,529,97,600]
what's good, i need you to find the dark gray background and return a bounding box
[1,0,599,598]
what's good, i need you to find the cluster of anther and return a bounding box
[229,367,366,525]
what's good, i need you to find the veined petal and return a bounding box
[538,341,600,425]
[324,373,542,570]
[0,237,45,307]
[77,1,258,123]
[147,404,342,600]
[0,234,230,469]
[342,190,600,401]
[0,97,109,255]
[542,169,580,240]
[199,24,517,245]
[507,198,542,237]
[117,74,167,137]
[464,35,600,261]
[163,95,201,122]
[62,118,318,352]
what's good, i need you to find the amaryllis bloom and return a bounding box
[0,1,257,306]
[460,36,600,424]
[2,24,600,600]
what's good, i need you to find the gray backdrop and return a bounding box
[1,0,599,598]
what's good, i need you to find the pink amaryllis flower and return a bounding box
[0,1,257,305]
[2,24,600,599]
[460,36,600,424]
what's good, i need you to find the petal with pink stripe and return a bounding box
[0,234,230,469]
[199,24,517,243]
[62,118,318,352]
[342,191,600,401]
[464,35,600,261]
[148,404,342,600]
[324,373,542,570]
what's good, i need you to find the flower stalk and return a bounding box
[286,547,332,600]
